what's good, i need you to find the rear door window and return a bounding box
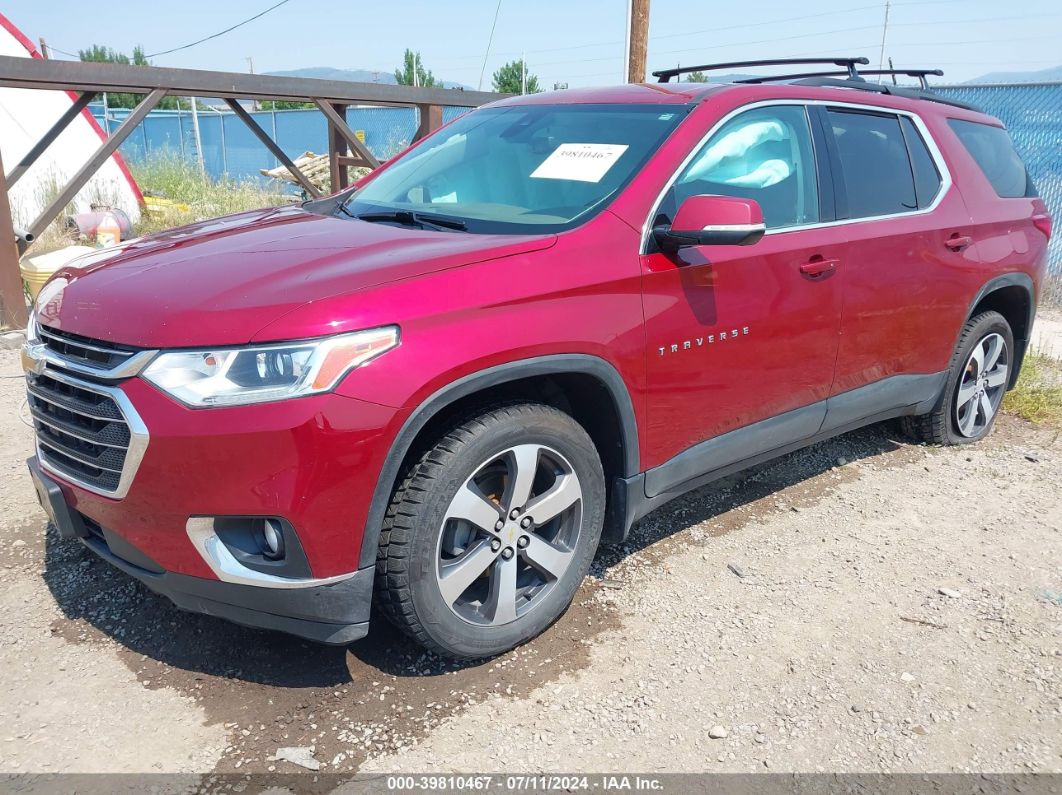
[947,118,1035,198]
[827,109,917,218]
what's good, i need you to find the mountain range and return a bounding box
[963,65,1062,85]
[266,64,1062,89]
[265,67,471,90]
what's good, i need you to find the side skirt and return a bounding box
[603,372,945,543]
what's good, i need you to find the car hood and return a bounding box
[37,206,556,348]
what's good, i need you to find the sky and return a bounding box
[7,0,1061,89]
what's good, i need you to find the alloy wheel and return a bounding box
[435,444,583,626]
[955,332,1009,438]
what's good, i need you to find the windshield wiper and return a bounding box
[356,210,467,232]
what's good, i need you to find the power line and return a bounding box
[516,10,1062,74]
[478,0,503,91]
[412,0,977,68]
[145,0,294,58]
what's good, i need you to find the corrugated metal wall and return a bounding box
[91,104,468,177]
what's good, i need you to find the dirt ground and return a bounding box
[0,331,1059,777]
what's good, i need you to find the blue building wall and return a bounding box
[91,104,469,179]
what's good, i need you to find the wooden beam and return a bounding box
[414,104,444,142]
[27,89,165,242]
[0,55,503,108]
[5,91,96,188]
[336,155,374,168]
[0,149,28,329]
[326,103,349,193]
[225,99,322,198]
[314,100,380,169]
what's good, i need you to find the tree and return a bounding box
[78,44,184,109]
[260,100,315,110]
[492,59,541,94]
[684,71,709,83]
[394,49,438,87]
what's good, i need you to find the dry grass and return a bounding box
[130,153,290,236]
[1003,350,1062,426]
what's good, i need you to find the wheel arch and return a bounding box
[359,354,640,568]
[963,272,1035,388]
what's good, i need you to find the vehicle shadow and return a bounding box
[42,420,908,688]
[592,420,906,568]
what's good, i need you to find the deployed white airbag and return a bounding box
[683,120,793,188]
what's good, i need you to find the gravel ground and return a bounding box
[0,329,1059,775]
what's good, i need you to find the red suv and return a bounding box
[24,58,1051,658]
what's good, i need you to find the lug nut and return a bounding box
[495,519,504,531]
[501,547,515,560]
[509,508,520,520]
[520,516,533,529]
[517,535,530,549]
[491,539,502,552]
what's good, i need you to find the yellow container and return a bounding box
[20,246,95,300]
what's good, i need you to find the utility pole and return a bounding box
[521,53,526,95]
[246,57,258,110]
[38,37,50,59]
[877,0,891,73]
[189,97,205,176]
[627,0,650,84]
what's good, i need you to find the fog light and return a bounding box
[261,518,285,560]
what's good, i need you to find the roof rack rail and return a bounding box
[652,57,869,84]
[787,76,981,111]
[737,68,944,90]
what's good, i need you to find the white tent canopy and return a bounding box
[0,12,141,231]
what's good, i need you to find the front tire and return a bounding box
[903,310,1013,445]
[375,403,605,659]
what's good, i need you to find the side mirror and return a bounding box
[653,195,766,252]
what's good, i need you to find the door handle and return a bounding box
[945,234,973,251]
[799,257,839,277]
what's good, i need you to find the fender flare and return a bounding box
[358,354,641,568]
[961,272,1036,388]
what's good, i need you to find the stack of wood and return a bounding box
[261,151,332,193]
[260,152,373,194]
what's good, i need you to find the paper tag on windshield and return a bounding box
[531,143,629,183]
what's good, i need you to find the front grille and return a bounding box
[38,324,140,373]
[27,371,132,494]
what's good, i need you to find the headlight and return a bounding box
[142,326,399,407]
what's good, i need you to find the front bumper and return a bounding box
[30,457,373,644]
[46,375,403,580]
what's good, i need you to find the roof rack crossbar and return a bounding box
[652,56,870,84]
[737,68,944,90]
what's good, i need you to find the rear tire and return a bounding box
[375,403,605,659]
[902,310,1013,445]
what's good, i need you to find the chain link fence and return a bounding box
[936,83,1061,305]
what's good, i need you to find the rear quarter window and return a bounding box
[947,118,1036,198]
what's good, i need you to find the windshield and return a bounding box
[343,104,688,234]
